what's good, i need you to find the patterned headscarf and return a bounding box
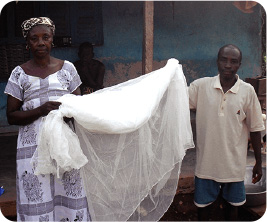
[21,17,55,39]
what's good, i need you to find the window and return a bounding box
[0,1,103,45]
[0,1,103,80]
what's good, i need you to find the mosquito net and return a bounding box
[32,58,194,221]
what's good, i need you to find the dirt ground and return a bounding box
[0,134,265,221]
[4,194,261,221]
[160,193,261,221]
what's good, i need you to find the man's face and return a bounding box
[80,47,94,62]
[217,47,241,80]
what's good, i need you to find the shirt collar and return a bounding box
[214,74,240,94]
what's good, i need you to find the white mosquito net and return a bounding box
[32,58,194,221]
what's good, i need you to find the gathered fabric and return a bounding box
[31,58,194,221]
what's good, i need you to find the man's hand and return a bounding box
[252,162,262,184]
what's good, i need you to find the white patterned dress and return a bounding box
[4,61,91,221]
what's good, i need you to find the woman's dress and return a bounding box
[4,61,91,221]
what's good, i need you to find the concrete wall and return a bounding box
[51,1,264,84]
[0,1,264,130]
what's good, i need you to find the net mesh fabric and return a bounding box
[32,59,194,221]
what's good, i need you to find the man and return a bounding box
[74,42,105,94]
[188,44,264,220]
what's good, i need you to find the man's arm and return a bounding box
[250,131,262,184]
[96,63,105,90]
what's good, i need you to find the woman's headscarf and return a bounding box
[21,17,55,39]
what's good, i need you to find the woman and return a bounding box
[5,17,91,221]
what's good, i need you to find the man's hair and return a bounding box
[217,44,242,62]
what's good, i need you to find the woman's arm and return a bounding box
[7,86,80,126]
[6,95,61,126]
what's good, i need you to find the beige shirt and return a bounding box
[189,75,264,182]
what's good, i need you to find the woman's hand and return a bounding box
[38,101,61,116]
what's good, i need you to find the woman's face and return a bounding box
[27,25,53,58]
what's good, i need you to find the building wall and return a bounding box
[0,1,264,130]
